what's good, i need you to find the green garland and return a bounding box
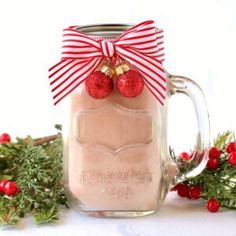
[175,131,236,209]
[0,126,68,225]
[0,128,235,226]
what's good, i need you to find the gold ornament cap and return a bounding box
[115,63,132,75]
[100,65,115,78]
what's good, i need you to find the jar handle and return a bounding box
[168,74,210,184]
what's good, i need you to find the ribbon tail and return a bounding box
[143,79,165,106]
[135,66,166,105]
[49,57,102,105]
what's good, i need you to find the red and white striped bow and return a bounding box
[49,20,166,105]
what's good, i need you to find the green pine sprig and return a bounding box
[174,131,236,209]
[0,127,68,226]
[214,130,235,150]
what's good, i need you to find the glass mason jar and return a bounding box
[62,24,210,218]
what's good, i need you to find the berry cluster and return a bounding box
[226,142,236,165]
[207,142,236,170]
[172,182,220,213]
[172,183,202,199]
[173,141,236,213]
[0,133,19,197]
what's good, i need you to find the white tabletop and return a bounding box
[1,192,235,236]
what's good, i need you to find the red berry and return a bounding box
[228,151,236,166]
[207,158,219,170]
[4,181,19,196]
[85,71,113,99]
[0,179,9,193]
[207,199,220,212]
[116,70,144,97]
[179,152,191,161]
[177,184,190,198]
[171,183,181,191]
[0,133,11,143]
[189,186,202,199]
[208,147,220,159]
[226,142,236,154]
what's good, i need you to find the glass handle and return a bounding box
[168,74,210,183]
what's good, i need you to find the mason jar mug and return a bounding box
[50,22,210,218]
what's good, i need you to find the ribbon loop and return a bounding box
[49,20,166,106]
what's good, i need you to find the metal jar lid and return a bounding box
[75,24,135,38]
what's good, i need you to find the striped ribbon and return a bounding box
[49,20,166,105]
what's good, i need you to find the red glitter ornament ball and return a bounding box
[85,71,113,99]
[207,198,220,213]
[116,70,144,97]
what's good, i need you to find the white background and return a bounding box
[0,0,236,235]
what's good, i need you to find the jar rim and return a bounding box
[75,24,134,38]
